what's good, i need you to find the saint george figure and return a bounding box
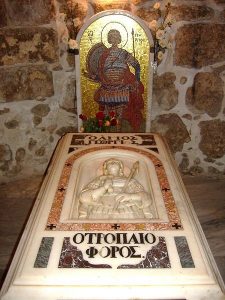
[87,29,144,131]
[78,158,153,220]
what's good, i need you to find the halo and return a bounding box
[101,22,128,48]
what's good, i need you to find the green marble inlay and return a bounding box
[174,236,195,268]
[34,237,54,268]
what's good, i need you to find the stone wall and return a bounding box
[0,0,225,182]
[0,0,77,182]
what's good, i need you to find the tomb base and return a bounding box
[1,133,224,300]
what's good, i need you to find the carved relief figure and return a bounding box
[78,158,153,220]
[86,28,144,131]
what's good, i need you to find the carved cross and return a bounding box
[112,224,120,230]
[47,224,56,230]
[172,223,182,230]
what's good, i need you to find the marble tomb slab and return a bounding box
[0,133,224,300]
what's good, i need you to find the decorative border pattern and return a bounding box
[46,145,182,231]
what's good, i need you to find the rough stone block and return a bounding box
[182,114,192,120]
[28,138,37,151]
[5,0,54,26]
[131,0,149,5]
[15,148,26,162]
[0,144,12,162]
[199,120,225,159]
[31,103,51,126]
[153,72,178,111]
[179,153,189,173]
[221,9,225,19]
[0,108,10,115]
[186,72,224,117]
[175,24,225,68]
[0,1,7,28]
[170,5,214,21]
[60,1,87,39]
[0,144,12,172]
[214,0,225,4]
[60,0,87,19]
[60,76,76,113]
[55,126,77,136]
[35,146,46,157]
[31,104,51,117]
[0,27,58,66]
[92,1,131,13]
[151,113,191,153]
[4,119,19,129]
[66,52,75,69]
[136,8,159,23]
[0,65,54,102]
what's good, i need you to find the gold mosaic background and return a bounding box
[79,14,151,119]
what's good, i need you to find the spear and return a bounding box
[112,161,139,212]
[131,28,139,127]
[132,28,136,61]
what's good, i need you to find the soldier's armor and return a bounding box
[86,44,140,107]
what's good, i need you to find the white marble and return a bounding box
[0,133,224,300]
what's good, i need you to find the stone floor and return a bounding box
[0,175,225,289]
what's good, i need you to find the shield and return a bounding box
[86,42,107,82]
